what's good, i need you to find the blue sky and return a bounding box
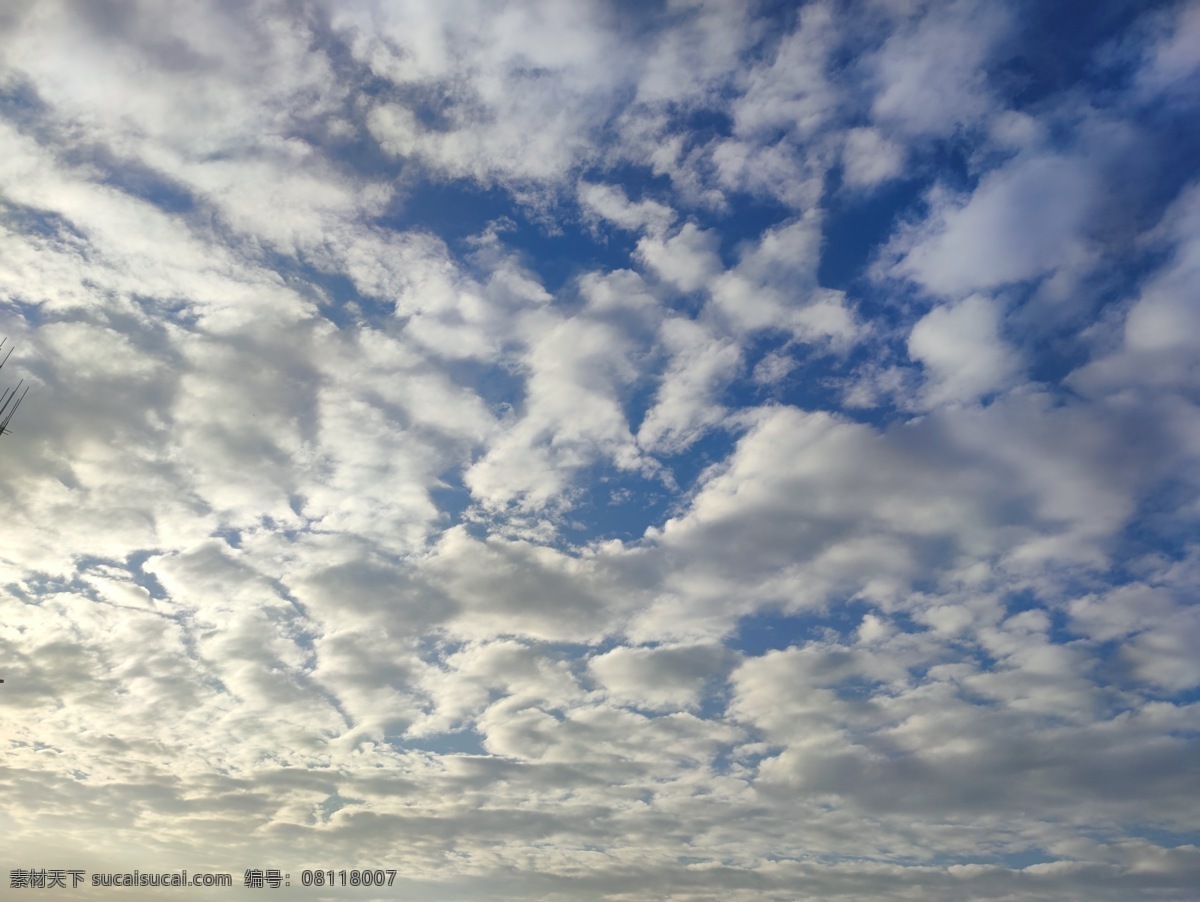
[1,1,1199,899]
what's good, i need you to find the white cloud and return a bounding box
[636,221,722,293]
[841,126,905,188]
[631,386,1178,642]
[1135,0,1200,97]
[426,527,622,642]
[633,0,758,107]
[1,1,1199,898]
[891,154,1095,296]
[709,214,857,342]
[1069,555,1200,693]
[731,2,839,142]
[1070,181,1200,395]
[867,0,1010,138]
[908,294,1022,406]
[1123,183,1200,353]
[709,135,826,209]
[353,0,633,186]
[589,643,734,712]
[578,182,675,235]
[636,316,741,454]
[462,275,656,517]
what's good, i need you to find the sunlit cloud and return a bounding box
[2,1,1199,899]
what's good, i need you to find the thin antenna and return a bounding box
[0,380,27,435]
[0,337,27,436]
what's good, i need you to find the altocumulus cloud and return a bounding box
[1,1,1199,900]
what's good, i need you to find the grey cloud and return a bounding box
[589,642,736,712]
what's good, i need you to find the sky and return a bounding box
[1,1,1199,899]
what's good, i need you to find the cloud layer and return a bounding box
[1,1,1199,899]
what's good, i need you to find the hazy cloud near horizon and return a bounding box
[2,1,1199,899]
